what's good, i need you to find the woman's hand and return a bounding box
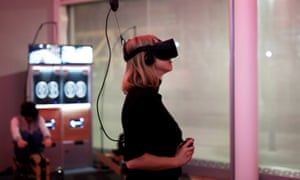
[17,138,28,148]
[175,138,195,167]
[43,137,52,148]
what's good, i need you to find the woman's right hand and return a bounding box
[17,138,28,148]
[175,138,195,166]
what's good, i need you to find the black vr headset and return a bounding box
[123,38,178,66]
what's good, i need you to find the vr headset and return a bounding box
[123,38,178,65]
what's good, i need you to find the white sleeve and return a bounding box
[38,116,51,139]
[10,117,21,141]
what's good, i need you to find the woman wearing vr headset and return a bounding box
[121,34,195,180]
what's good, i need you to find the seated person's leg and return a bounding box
[14,131,31,164]
[30,131,50,180]
[30,154,50,180]
[30,154,41,180]
[29,130,44,154]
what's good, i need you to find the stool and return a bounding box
[12,154,50,180]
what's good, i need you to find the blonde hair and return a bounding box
[122,34,161,94]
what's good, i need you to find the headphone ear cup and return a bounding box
[123,42,128,61]
[144,52,154,66]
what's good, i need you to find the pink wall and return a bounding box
[0,0,55,171]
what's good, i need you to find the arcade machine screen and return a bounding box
[62,67,89,104]
[32,66,61,104]
[28,44,92,105]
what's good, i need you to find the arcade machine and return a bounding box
[27,44,93,170]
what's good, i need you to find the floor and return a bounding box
[0,166,121,180]
[0,166,219,180]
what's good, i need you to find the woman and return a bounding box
[121,34,195,180]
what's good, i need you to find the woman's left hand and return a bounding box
[175,137,195,166]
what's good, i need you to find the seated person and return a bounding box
[10,101,52,164]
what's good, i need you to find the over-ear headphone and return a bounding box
[144,48,155,66]
[123,38,178,66]
[123,44,155,66]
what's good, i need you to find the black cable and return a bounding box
[24,21,58,101]
[32,21,58,45]
[115,26,136,45]
[96,5,137,143]
[96,7,118,142]
[114,12,125,46]
[111,26,137,53]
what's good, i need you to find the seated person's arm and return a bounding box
[38,116,52,147]
[10,117,28,148]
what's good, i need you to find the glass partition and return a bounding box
[67,0,230,172]
[62,0,300,179]
[258,0,300,178]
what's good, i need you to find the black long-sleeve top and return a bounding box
[121,86,183,180]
